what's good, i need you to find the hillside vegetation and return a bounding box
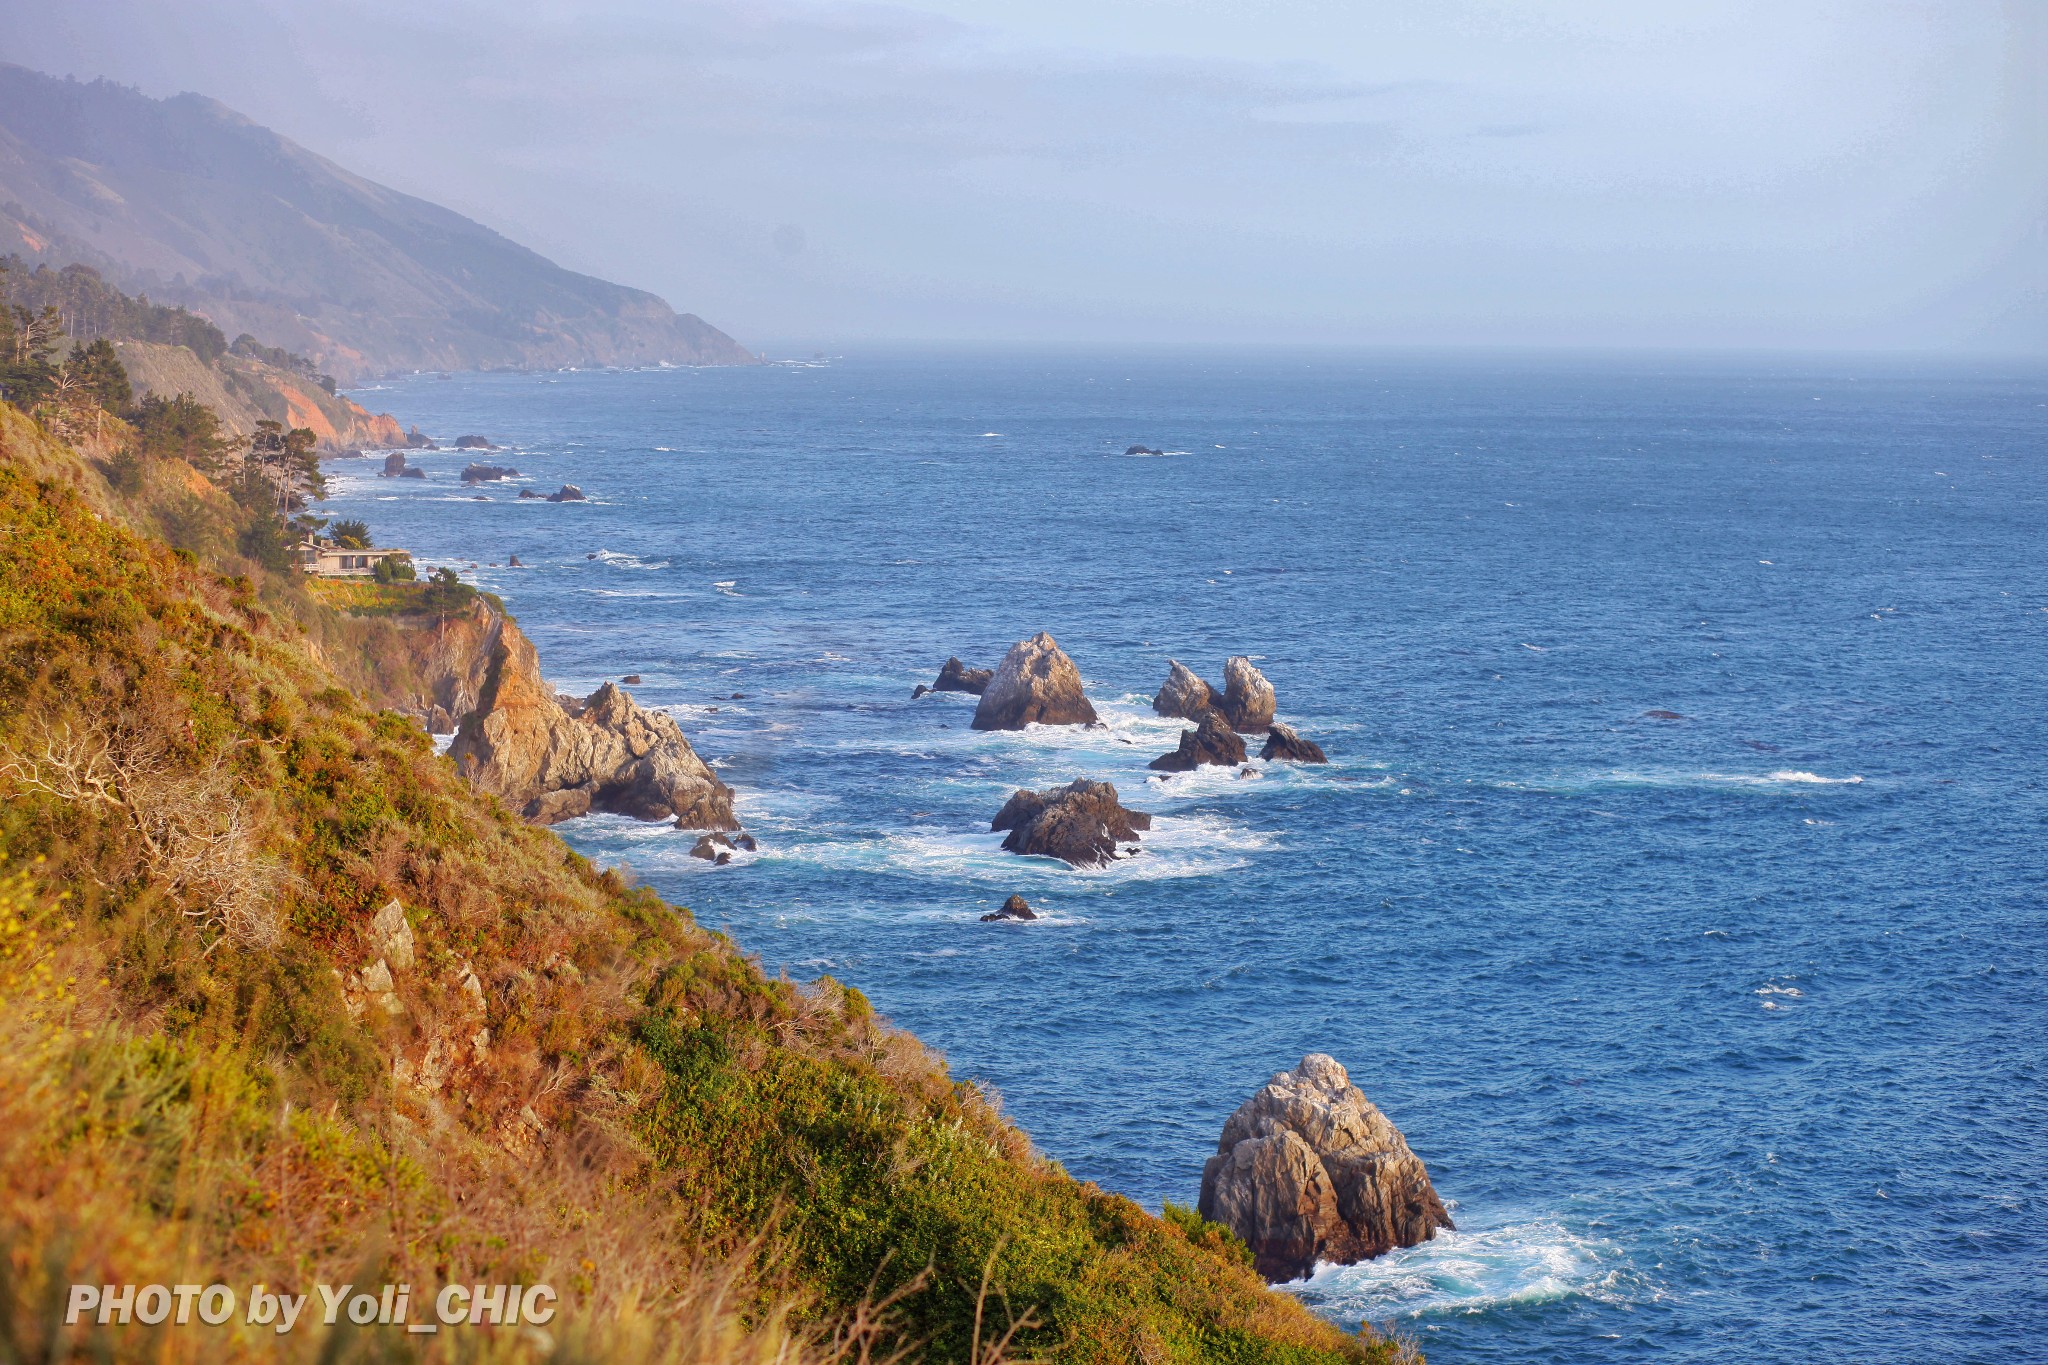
[1,258,406,449]
[0,402,1406,1365]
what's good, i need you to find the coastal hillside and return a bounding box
[0,63,756,380]
[1,258,404,449]
[0,394,1400,1362]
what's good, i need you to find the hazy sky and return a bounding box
[5,1,2044,351]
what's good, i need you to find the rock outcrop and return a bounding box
[980,894,1039,922]
[382,451,410,477]
[913,656,992,699]
[971,633,1098,730]
[1150,711,1248,771]
[1220,656,1277,734]
[1261,723,1328,764]
[455,435,496,450]
[546,485,587,502]
[1153,660,1220,721]
[462,463,518,482]
[991,779,1150,867]
[448,625,736,829]
[1197,1054,1452,1283]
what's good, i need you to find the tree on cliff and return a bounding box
[65,338,132,412]
[131,394,231,471]
[246,419,322,518]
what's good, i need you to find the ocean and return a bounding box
[325,349,2046,1363]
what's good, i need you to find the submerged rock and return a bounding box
[1198,1054,1453,1283]
[914,656,993,699]
[1150,711,1248,771]
[1125,444,1163,455]
[1152,659,1220,721]
[1220,656,1277,733]
[971,633,1098,730]
[980,894,1039,922]
[1261,722,1328,764]
[991,778,1150,867]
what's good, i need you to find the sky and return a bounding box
[3,0,2044,352]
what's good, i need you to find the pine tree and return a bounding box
[66,338,133,411]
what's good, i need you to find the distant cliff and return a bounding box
[3,258,404,449]
[0,64,757,381]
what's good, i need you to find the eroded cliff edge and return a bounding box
[331,595,735,830]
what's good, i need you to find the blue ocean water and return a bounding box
[325,350,2046,1364]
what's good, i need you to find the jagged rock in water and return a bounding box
[1149,711,1248,771]
[972,632,1098,730]
[914,656,993,699]
[1198,1053,1453,1283]
[1261,722,1328,764]
[508,554,523,566]
[980,894,1039,922]
[454,434,496,449]
[991,778,1150,867]
[404,426,436,450]
[1220,656,1277,734]
[381,451,409,477]
[1125,444,1163,455]
[462,463,519,482]
[449,624,736,829]
[400,467,426,479]
[621,674,642,684]
[546,485,587,502]
[1153,659,1220,721]
[691,833,736,861]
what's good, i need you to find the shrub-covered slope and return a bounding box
[0,407,1403,1365]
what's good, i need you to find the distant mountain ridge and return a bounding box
[0,63,756,380]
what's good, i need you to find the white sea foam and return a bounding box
[591,550,671,571]
[1769,770,1862,784]
[1285,1218,1630,1324]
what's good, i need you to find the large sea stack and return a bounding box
[1220,656,1277,733]
[991,779,1150,867]
[1153,659,1219,721]
[971,632,1098,730]
[1198,1053,1452,1283]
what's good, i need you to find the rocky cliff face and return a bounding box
[1198,1054,1452,1282]
[113,339,404,450]
[447,624,736,828]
